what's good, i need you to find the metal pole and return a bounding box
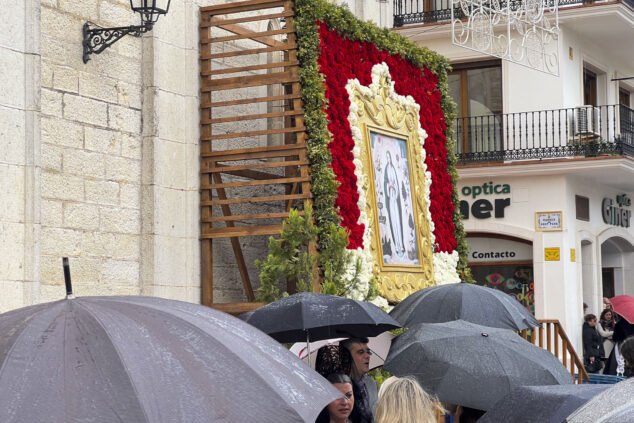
[62,257,74,299]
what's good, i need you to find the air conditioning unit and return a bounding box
[572,105,600,137]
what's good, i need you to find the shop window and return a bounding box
[470,264,535,315]
[575,195,590,221]
[448,60,503,156]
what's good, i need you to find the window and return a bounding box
[575,195,589,221]
[448,60,503,155]
[583,67,597,107]
[620,88,631,108]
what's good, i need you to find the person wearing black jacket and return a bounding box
[582,314,604,373]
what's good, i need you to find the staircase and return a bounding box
[519,319,589,384]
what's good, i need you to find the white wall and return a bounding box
[459,174,634,349]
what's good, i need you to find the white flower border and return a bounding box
[342,63,460,306]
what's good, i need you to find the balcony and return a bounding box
[453,104,634,165]
[393,0,634,26]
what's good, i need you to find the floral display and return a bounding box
[317,24,457,254]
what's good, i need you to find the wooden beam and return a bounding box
[213,173,255,302]
[203,44,296,60]
[207,27,293,46]
[204,60,299,76]
[206,93,301,108]
[202,225,283,239]
[204,160,308,173]
[201,193,311,207]
[203,126,306,141]
[202,70,299,91]
[205,211,302,223]
[217,168,281,181]
[203,175,310,190]
[203,142,306,158]
[200,0,285,16]
[201,239,213,306]
[208,302,266,316]
[203,10,293,28]
[204,109,303,125]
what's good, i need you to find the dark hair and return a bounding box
[340,337,370,351]
[600,309,613,321]
[584,314,597,323]
[315,345,352,378]
[459,406,486,423]
[326,373,352,385]
[621,336,634,366]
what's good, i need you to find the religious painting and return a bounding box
[370,131,419,266]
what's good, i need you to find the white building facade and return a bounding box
[394,0,634,348]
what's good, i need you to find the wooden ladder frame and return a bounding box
[199,0,313,315]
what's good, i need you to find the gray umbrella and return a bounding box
[389,282,540,331]
[0,296,342,423]
[241,291,401,343]
[479,384,609,423]
[565,378,634,423]
[383,320,572,410]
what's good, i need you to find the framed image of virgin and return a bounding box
[345,65,437,303]
[370,131,419,266]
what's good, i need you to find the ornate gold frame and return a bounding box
[348,72,435,303]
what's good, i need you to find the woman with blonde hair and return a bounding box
[375,376,442,423]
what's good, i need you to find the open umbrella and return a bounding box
[0,295,341,422]
[389,282,539,331]
[565,378,634,423]
[610,295,634,324]
[384,320,572,410]
[241,292,401,343]
[289,331,395,370]
[479,384,609,423]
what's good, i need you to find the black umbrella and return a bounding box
[0,295,341,422]
[479,384,609,423]
[389,282,540,331]
[565,377,634,423]
[383,320,572,411]
[241,292,401,343]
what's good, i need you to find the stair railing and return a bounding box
[519,319,589,383]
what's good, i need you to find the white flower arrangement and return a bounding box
[341,63,460,303]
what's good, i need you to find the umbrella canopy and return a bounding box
[390,282,540,331]
[565,378,634,423]
[383,320,572,410]
[241,292,401,343]
[289,332,395,370]
[0,296,341,423]
[479,384,609,423]
[610,295,634,324]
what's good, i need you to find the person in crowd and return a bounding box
[620,336,634,377]
[316,373,355,423]
[374,376,440,423]
[341,337,378,423]
[453,406,486,423]
[603,297,613,311]
[606,317,634,376]
[582,314,604,373]
[316,344,352,379]
[598,308,616,364]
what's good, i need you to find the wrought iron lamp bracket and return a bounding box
[82,21,151,63]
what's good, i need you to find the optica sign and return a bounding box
[460,182,511,219]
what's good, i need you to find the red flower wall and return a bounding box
[318,23,457,253]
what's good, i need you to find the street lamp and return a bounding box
[82,0,171,63]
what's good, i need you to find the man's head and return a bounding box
[585,314,597,326]
[341,337,371,380]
